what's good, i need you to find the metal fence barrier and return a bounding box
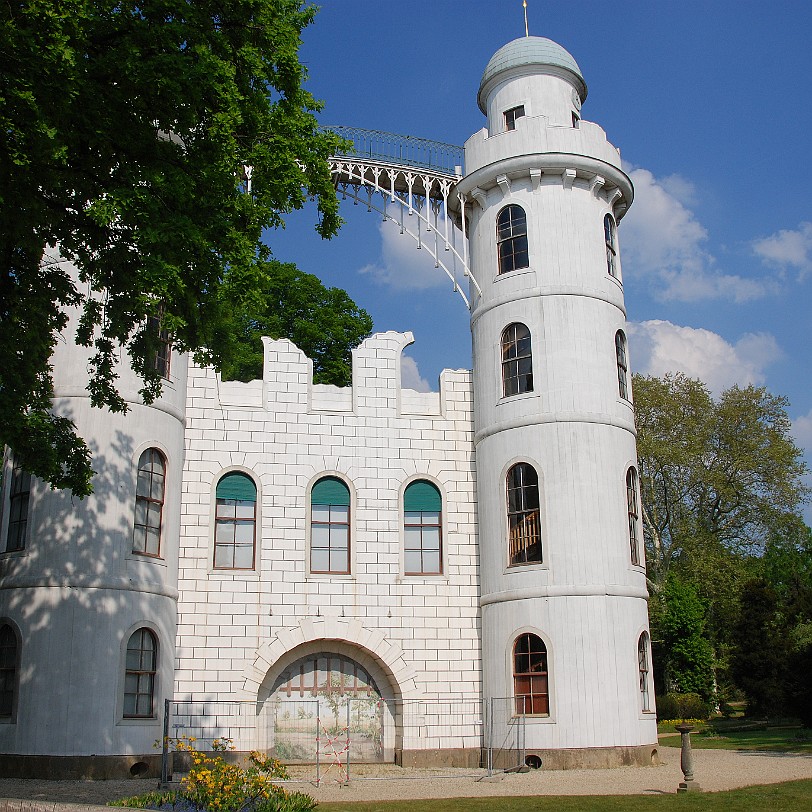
[161,696,529,785]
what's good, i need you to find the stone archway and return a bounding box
[260,646,392,762]
[242,620,420,763]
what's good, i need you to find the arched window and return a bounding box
[626,467,641,566]
[0,623,18,718]
[311,477,350,574]
[638,632,651,711]
[149,315,172,379]
[214,472,257,569]
[604,214,617,277]
[497,205,529,274]
[501,323,533,397]
[513,633,549,715]
[124,628,157,718]
[404,481,442,575]
[133,448,166,556]
[615,330,630,400]
[507,463,541,565]
[6,458,30,552]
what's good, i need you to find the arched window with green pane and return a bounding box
[214,472,257,569]
[404,480,442,575]
[311,477,351,574]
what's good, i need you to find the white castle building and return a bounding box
[0,36,657,777]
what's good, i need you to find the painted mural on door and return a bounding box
[267,653,388,762]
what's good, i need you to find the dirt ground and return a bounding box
[2,746,812,806]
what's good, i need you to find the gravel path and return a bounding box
[1,746,811,806]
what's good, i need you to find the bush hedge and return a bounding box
[655,692,711,722]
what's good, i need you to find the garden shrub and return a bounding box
[655,694,678,721]
[655,692,710,722]
[111,738,315,812]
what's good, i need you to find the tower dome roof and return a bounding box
[478,36,587,113]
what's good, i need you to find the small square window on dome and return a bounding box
[504,105,525,131]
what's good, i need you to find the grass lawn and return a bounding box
[317,779,812,812]
[658,726,812,753]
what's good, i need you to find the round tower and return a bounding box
[0,261,185,777]
[459,37,657,766]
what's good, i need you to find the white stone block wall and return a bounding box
[176,332,482,751]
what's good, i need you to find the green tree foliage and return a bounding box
[751,521,812,724]
[650,573,715,700]
[760,519,812,614]
[1,1,344,496]
[220,261,373,387]
[634,373,810,593]
[729,577,792,718]
[634,373,810,708]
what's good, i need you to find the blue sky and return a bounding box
[268,1,812,516]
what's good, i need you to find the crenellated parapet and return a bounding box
[194,331,473,420]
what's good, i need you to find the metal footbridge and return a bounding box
[325,126,480,309]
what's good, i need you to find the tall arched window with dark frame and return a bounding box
[497,205,529,274]
[148,314,172,379]
[0,623,19,718]
[123,628,157,719]
[507,462,542,565]
[132,448,166,557]
[615,330,630,401]
[638,632,651,712]
[604,214,618,278]
[626,467,641,566]
[5,458,30,552]
[501,323,533,397]
[513,633,549,715]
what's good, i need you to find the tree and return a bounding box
[220,260,373,387]
[634,373,810,594]
[729,577,792,718]
[650,573,715,700]
[634,373,810,707]
[757,520,812,724]
[1,1,344,496]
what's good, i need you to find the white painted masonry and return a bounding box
[0,36,657,775]
[176,332,479,708]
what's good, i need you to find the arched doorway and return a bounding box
[258,644,397,763]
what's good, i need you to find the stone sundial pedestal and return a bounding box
[676,724,702,793]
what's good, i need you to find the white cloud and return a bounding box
[793,409,812,449]
[621,167,768,302]
[400,354,432,392]
[628,320,782,395]
[359,219,452,290]
[752,222,812,278]
[659,173,698,207]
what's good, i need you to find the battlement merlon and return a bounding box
[198,331,472,418]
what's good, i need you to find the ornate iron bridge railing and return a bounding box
[323,127,480,309]
[323,126,464,177]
